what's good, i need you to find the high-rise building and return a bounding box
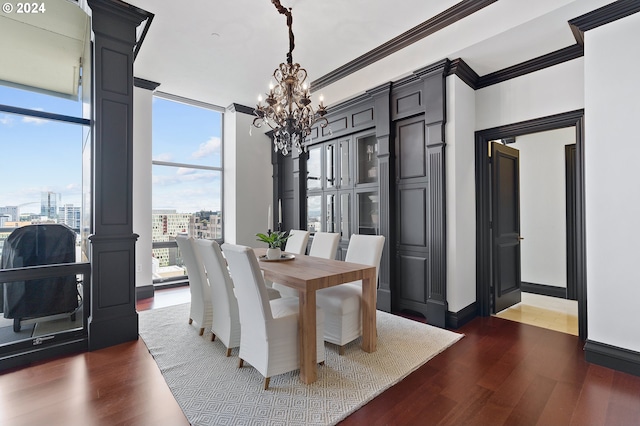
[0,206,18,222]
[41,192,61,221]
[59,204,81,230]
[151,210,192,267]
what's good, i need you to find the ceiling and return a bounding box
[128,0,616,109]
[0,0,617,108]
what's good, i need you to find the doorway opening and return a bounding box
[475,110,586,339]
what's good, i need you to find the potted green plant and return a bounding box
[256,230,290,259]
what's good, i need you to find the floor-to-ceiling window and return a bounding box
[0,84,90,359]
[151,93,224,285]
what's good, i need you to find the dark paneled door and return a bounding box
[394,114,429,318]
[491,143,522,313]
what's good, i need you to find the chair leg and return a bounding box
[338,345,345,356]
[199,327,205,336]
[225,347,232,357]
[188,318,193,324]
[238,358,244,368]
[211,333,216,342]
[263,377,270,390]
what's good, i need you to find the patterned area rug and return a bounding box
[139,303,463,426]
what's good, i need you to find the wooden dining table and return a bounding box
[253,248,378,384]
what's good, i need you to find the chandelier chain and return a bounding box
[271,0,294,64]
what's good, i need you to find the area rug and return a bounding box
[139,303,463,426]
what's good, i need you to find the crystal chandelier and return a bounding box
[253,0,328,155]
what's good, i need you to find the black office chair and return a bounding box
[1,224,80,332]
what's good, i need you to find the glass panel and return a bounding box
[326,144,335,189]
[326,193,337,233]
[340,138,350,188]
[0,116,84,264]
[152,97,223,168]
[0,124,83,227]
[358,191,379,235]
[152,165,222,216]
[307,195,322,232]
[152,245,188,283]
[307,146,322,190]
[151,164,223,275]
[357,134,378,184]
[1,276,84,341]
[340,192,351,241]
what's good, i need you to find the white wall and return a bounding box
[445,75,477,312]
[476,58,584,130]
[223,107,273,246]
[512,128,574,288]
[585,12,640,353]
[133,86,153,288]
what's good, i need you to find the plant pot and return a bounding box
[266,247,282,260]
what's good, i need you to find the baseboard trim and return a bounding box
[446,302,477,329]
[521,282,567,299]
[584,339,640,377]
[136,285,154,301]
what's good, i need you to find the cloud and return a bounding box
[0,115,14,125]
[152,168,219,186]
[176,167,198,176]
[153,153,174,162]
[192,136,221,159]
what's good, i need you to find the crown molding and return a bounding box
[310,0,497,92]
[569,0,640,45]
[133,77,160,91]
[228,103,256,116]
[476,44,584,89]
[446,58,479,89]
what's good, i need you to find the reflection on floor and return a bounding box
[494,292,578,336]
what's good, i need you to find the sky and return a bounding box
[0,85,223,217]
[0,85,83,214]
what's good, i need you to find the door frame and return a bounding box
[475,109,587,340]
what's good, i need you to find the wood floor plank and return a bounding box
[503,374,556,425]
[569,365,614,426]
[536,381,583,425]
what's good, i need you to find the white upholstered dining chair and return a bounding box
[273,232,340,298]
[316,234,385,355]
[284,229,310,254]
[221,243,325,390]
[308,232,340,259]
[176,234,213,336]
[193,238,241,356]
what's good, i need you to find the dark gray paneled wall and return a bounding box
[391,60,448,328]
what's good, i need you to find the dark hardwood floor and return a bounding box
[1,286,639,425]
